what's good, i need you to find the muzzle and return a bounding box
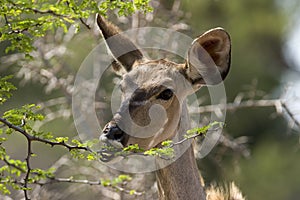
[99,121,128,148]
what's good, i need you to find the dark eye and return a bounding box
[157,89,174,100]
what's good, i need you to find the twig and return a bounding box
[4,14,28,34]
[0,117,95,200]
[3,14,11,29]
[40,177,144,196]
[66,0,91,29]
[79,17,91,29]
[6,0,91,36]
[169,127,220,148]
[0,177,144,196]
[193,98,300,129]
[7,0,68,18]
[24,138,32,200]
[99,126,220,162]
[219,134,250,158]
[0,117,91,152]
[1,157,26,173]
[282,102,300,128]
[3,13,43,35]
[194,99,282,113]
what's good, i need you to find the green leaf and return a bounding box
[144,147,174,159]
[185,121,224,139]
[101,179,111,187]
[55,137,69,143]
[129,189,136,195]
[0,75,17,104]
[0,184,11,195]
[116,174,132,182]
[1,0,152,55]
[123,144,144,152]
[161,140,172,147]
[70,149,85,159]
[86,153,96,161]
[71,139,83,146]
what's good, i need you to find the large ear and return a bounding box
[185,28,231,86]
[96,14,144,72]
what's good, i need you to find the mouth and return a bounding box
[98,136,123,163]
[99,134,124,149]
[98,123,127,163]
[99,121,128,146]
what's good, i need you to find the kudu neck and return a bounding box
[155,101,206,200]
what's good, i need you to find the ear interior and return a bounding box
[186,28,231,85]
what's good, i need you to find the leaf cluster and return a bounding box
[120,141,175,159]
[0,76,16,105]
[119,122,223,160]
[0,77,101,197]
[0,0,153,57]
[185,121,224,139]
[103,121,223,161]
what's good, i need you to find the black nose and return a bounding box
[102,122,125,142]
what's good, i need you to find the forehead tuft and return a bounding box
[122,59,180,89]
[136,59,180,69]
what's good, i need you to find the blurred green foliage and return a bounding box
[182,0,286,96]
[235,139,300,199]
[180,0,300,199]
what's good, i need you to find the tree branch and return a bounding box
[24,138,32,200]
[7,0,69,18]
[66,0,91,29]
[1,157,26,173]
[40,177,144,196]
[0,117,91,152]
[0,176,145,196]
[0,117,95,199]
[193,98,300,129]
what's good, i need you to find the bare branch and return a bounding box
[282,101,300,128]
[192,98,300,129]
[219,134,250,158]
[24,138,32,200]
[194,99,281,113]
[79,18,92,29]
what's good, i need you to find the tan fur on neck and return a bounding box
[206,182,245,200]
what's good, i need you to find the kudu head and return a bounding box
[97,15,231,150]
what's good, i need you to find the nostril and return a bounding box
[106,126,124,141]
[102,123,124,141]
[101,121,129,147]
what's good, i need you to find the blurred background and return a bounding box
[1,0,300,199]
